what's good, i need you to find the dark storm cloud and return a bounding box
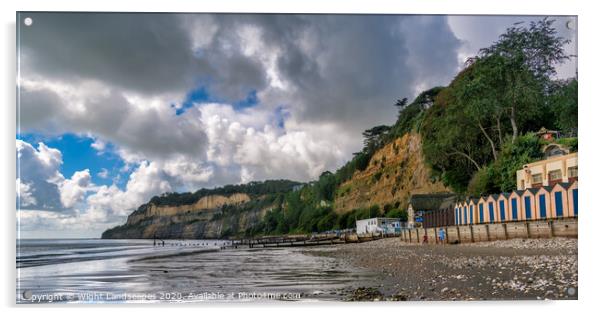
[20,13,199,94]
[271,15,461,134]
[19,12,270,98]
[181,14,462,139]
[18,87,64,130]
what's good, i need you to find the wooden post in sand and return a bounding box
[456,226,461,243]
[469,225,475,243]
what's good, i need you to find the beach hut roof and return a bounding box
[539,185,553,193]
[500,192,511,199]
[555,182,572,190]
[527,188,540,195]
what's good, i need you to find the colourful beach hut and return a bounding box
[522,189,538,221]
[550,182,570,218]
[497,193,510,223]
[567,180,578,217]
[508,190,524,221]
[462,200,467,224]
[486,194,498,223]
[534,186,553,219]
[468,199,478,225]
[477,197,487,224]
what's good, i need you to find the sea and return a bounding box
[16,239,372,303]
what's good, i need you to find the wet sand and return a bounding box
[305,237,578,301]
[18,241,374,303]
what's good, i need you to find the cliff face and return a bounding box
[334,133,448,213]
[102,193,271,239]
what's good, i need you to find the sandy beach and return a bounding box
[305,237,578,301]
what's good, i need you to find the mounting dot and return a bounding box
[24,17,33,26]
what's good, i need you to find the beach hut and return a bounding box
[550,182,570,218]
[461,201,469,225]
[567,180,578,217]
[508,190,524,221]
[454,201,461,225]
[477,197,487,224]
[454,205,459,225]
[468,199,478,225]
[454,202,463,225]
[522,189,538,220]
[497,193,510,223]
[486,194,498,223]
[534,186,553,220]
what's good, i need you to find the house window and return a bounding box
[532,173,543,184]
[568,166,578,178]
[549,169,562,181]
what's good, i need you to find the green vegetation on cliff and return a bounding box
[147,179,301,206]
[421,19,576,194]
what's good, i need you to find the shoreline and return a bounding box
[304,237,578,301]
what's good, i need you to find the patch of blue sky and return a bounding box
[233,90,259,110]
[176,85,213,115]
[17,133,131,190]
[176,84,259,115]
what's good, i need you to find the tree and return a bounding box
[394,98,408,112]
[453,61,507,160]
[472,18,571,142]
[548,78,578,134]
[362,125,390,151]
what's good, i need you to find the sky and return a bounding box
[16,13,577,238]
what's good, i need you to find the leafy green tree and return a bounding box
[473,18,571,142]
[315,171,337,201]
[385,209,408,221]
[421,84,493,191]
[467,133,544,196]
[548,78,578,134]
